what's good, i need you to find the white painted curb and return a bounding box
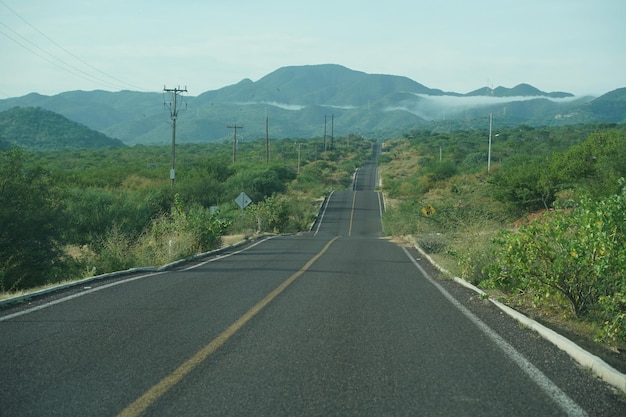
[412,241,626,394]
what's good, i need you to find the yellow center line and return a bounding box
[348,191,357,237]
[116,236,340,417]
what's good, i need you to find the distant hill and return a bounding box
[584,87,626,123]
[197,64,448,107]
[466,83,573,98]
[0,64,623,146]
[0,107,124,151]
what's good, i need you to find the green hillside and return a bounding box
[585,87,626,122]
[0,107,124,150]
[0,65,623,145]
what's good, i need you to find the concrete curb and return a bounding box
[411,240,626,394]
[0,236,261,307]
[0,266,157,307]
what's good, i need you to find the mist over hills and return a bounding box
[0,64,624,147]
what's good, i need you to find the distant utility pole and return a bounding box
[488,113,493,173]
[227,124,243,163]
[265,112,270,163]
[330,113,334,150]
[323,115,327,152]
[297,143,302,174]
[164,85,187,187]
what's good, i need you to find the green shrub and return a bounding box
[0,150,77,291]
[92,224,138,273]
[484,182,626,344]
[416,235,446,254]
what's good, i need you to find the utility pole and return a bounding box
[323,115,327,152]
[164,86,187,187]
[265,112,270,163]
[297,143,302,174]
[227,124,243,163]
[330,113,334,150]
[488,112,493,173]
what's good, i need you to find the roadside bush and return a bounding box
[92,224,138,273]
[416,234,447,254]
[251,195,290,234]
[484,182,626,345]
[0,150,77,291]
[145,194,230,263]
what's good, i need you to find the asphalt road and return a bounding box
[1,154,625,416]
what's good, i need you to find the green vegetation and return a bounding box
[0,136,370,296]
[485,188,626,345]
[0,107,124,150]
[4,109,626,353]
[379,123,626,351]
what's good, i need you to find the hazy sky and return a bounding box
[1,0,624,98]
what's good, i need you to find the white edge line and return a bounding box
[182,236,275,271]
[1,237,278,321]
[0,271,164,322]
[411,239,626,394]
[0,237,265,307]
[402,246,588,417]
[453,277,626,394]
[314,190,334,236]
[410,236,626,395]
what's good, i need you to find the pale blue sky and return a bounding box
[1,0,624,98]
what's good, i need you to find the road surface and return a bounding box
[1,153,625,416]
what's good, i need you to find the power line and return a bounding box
[0,0,150,92]
[0,23,124,91]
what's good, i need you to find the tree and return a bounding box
[489,154,558,212]
[0,150,75,291]
[553,130,626,198]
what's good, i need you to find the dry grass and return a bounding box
[0,235,246,303]
[221,234,247,246]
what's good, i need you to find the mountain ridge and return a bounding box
[0,64,623,146]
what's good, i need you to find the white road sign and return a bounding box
[235,192,252,209]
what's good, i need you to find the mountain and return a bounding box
[466,83,573,98]
[197,64,448,107]
[0,64,623,146]
[0,107,124,151]
[583,87,626,123]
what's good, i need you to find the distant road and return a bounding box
[1,150,625,416]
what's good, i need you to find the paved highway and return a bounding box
[1,152,625,416]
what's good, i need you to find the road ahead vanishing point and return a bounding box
[1,152,625,416]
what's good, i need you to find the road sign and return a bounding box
[235,192,252,209]
[421,204,436,217]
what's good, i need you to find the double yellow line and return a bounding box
[116,236,340,417]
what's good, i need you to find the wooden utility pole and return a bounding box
[330,113,334,150]
[164,86,187,187]
[227,124,243,163]
[297,143,302,174]
[323,115,327,152]
[265,113,270,163]
[488,113,493,173]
